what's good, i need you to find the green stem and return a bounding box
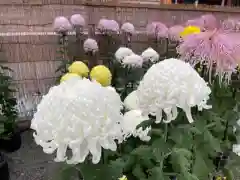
[164,123,168,142]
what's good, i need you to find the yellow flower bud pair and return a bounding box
[60,61,112,87]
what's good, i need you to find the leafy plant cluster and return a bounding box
[0,55,18,139]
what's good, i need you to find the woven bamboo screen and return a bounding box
[0,0,239,117]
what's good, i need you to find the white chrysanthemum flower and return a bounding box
[233,144,240,156]
[121,22,135,34]
[124,90,139,110]
[141,47,159,63]
[137,58,211,124]
[115,47,134,63]
[83,38,98,53]
[123,110,151,141]
[31,78,124,165]
[53,16,72,33]
[70,14,85,27]
[122,54,143,68]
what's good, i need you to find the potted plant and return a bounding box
[0,62,21,152]
[0,151,9,180]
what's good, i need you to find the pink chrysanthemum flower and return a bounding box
[186,14,218,31]
[168,25,184,41]
[178,29,240,84]
[97,19,119,34]
[121,22,135,35]
[221,18,240,32]
[53,16,72,34]
[70,14,85,27]
[146,22,168,39]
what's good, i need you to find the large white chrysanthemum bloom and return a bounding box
[233,144,240,156]
[123,110,151,141]
[141,47,159,63]
[137,58,212,124]
[124,90,139,110]
[31,78,124,164]
[115,47,134,63]
[83,38,98,53]
[122,54,143,68]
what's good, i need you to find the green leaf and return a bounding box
[132,164,146,179]
[177,172,199,180]
[203,130,221,153]
[151,138,172,162]
[148,167,170,180]
[225,151,240,169]
[123,155,136,172]
[192,151,214,180]
[131,146,152,157]
[170,148,192,174]
[77,163,123,180]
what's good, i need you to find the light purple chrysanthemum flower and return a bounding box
[70,14,85,27]
[146,22,168,39]
[53,16,72,34]
[186,14,218,31]
[168,25,184,41]
[97,19,119,34]
[121,22,135,35]
[178,29,240,84]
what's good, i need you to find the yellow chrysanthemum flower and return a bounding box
[90,65,112,87]
[60,73,80,83]
[68,61,89,77]
[180,26,201,38]
[119,175,127,180]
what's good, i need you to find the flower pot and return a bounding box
[0,152,10,180]
[0,132,22,153]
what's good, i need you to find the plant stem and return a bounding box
[164,123,168,142]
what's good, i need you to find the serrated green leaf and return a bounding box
[203,130,221,153]
[171,148,192,174]
[132,164,146,179]
[123,155,136,172]
[192,151,214,180]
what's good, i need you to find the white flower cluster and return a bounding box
[115,47,142,68]
[136,58,211,124]
[141,47,159,63]
[31,78,124,164]
[115,47,159,68]
[83,38,99,53]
